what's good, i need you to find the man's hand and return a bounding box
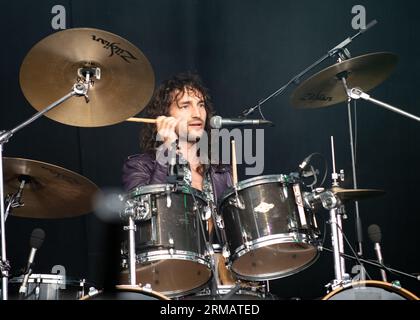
[156,116,179,146]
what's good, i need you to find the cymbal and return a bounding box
[19,28,155,127]
[3,157,100,218]
[331,187,385,201]
[291,52,398,109]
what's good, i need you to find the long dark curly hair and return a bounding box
[139,72,215,160]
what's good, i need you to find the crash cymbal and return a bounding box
[291,52,398,109]
[19,28,155,127]
[331,187,385,201]
[3,157,99,218]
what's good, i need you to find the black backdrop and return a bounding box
[1,0,419,299]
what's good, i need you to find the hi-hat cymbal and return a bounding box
[291,52,398,109]
[19,28,155,127]
[331,187,385,201]
[3,157,100,218]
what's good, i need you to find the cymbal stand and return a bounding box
[338,75,365,259]
[326,137,350,289]
[120,198,140,286]
[3,179,26,223]
[0,69,98,300]
[348,87,420,123]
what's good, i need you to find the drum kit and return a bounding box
[0,26,419,301]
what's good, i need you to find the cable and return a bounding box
[301,152,328,188]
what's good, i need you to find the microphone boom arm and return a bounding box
[240,20,377,117]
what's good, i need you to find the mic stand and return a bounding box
[319,246,420,282]
[0,71,95,300]
[240,20,377,117]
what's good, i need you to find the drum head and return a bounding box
[322,281,419,300]
[120,257,212,297]
[231,241,319,281]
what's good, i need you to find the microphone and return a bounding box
[368,224,387,282]
[209,116,273,129]
[19,228,46,296]
[298,153,314,173]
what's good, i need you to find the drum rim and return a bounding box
[122,249,211,269]
[322,280,420,300]
[9,274,91,286]
[218,174,290,205]
[229,233,319,281]
[79,285,171,300]
[121,250,212,297]
[128,183,206,201]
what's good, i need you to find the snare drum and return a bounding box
[8,274,91,300]
[322,280,419,300]
[120,184,212,297]
[219,175,320,281]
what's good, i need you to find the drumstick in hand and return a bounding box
[126,117,157,124]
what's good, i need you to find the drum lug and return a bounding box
[201,206,211,220]
[288,218,298,232]
[165,185,172,208]
[241,230,251,247]
[216,214,225,229]
[222,246,230,258]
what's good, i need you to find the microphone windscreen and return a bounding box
[368,224,382,243]
[209,116,222,129]
[30,228,46,249]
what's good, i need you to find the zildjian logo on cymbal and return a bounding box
[301,92,333,102]
[91,35,138,63]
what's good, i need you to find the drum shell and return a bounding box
[135,190,208,255]
[219,175,320,280]
[8,274,92,300]
[120,185,212,297]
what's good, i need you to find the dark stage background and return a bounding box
[1,0,419,299]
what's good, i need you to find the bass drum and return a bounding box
[80,285,170,300]
[322,281,419,300]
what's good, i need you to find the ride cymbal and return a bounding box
[3,157,99,218]
[291,52,398,109]
[19,28,155,127]
[331,187,385,201]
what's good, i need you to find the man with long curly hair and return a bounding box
[122,72,232,199]
[121,72,236,289]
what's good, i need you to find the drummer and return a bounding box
[121,72,235,284]
[122,72,232,201]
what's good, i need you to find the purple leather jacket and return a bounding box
[122,153,233,204]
